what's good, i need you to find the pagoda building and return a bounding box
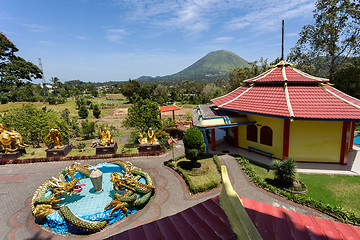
[193,60,360,164]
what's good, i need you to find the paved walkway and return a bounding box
[210,141,360,175]
[0,141,335,240]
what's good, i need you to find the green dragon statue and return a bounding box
[105,160,155,216]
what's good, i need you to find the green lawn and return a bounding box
[18,134,138,159]
[169,156,222,194]
[299,174,360,215]
[249,162,360,216]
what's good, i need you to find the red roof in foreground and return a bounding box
[105,196,360,240]
[159,105,181,112]
[212,62,360,120]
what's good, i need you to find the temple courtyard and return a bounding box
[1,140,360,240]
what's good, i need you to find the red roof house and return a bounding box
[193,61,360,164]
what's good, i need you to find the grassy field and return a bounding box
[249,162,360,216]
[0,94,194,159]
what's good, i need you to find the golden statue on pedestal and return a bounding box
[46,128,63,149]
[0,123,28,153]
[138,128,159,145]
[99,127,114,147]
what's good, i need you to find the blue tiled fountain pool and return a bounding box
[37,162,149,235]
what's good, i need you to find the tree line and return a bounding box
[0,0,358,149]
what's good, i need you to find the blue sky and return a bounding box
[1,0,315,83]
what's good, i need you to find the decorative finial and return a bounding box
[282,19,285,61]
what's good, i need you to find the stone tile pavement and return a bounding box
[0,140,338,240]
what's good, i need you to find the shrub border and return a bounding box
[164,155,222,194]
[237,157,360,226]
[0,149,165,165]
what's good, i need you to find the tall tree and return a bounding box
[0,32,42,93]
[121,80,142,103]
[332,57,360,98]
[288,0,360,80]
[123,97,162,131]
[227,59,270,91]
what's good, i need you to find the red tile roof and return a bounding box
[215,86,290,118]
[105,196,360,240]
[243,62,328,84]
[211,62,360,120]
[159,105,181,112]
[288,86,360,119]
[105,196,233,240]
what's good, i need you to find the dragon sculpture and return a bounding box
[105,160,155,216]
[31,160,155,234]
[31,162,108,233]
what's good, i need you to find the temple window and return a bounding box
[247,125,257,142]
[260,126,273,146]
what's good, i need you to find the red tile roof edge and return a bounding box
[105,195,360,240]
[159,105,181,112]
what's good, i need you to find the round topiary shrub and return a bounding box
[183,127,206,162]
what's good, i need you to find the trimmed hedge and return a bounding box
[237,157,360,225]
[0,149,166,165]
[164,155,222,194]
[213,155,222,173]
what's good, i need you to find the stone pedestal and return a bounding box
[18,148,26,156]
[90,168,103,193]
[0,151,21,160]
[96,142,118,155]
[46,144,71,158]
[138,143,162,153]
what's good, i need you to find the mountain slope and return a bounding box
[136,50,250,84]
[178,50,250,76]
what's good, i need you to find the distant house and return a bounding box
[97,85,108,90]
[193,61,360,165]
[40,83,53,93]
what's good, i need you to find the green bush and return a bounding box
[213,155,222,173]
[273,158,297,187]
[185,148,198,159]
[155,130,170,149]
[0,94,9,104]
[81,119,95,139]
[92,104,101,118]
[78,104,88,119]
[183,127,206,161]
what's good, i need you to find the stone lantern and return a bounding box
[90,168,103,193]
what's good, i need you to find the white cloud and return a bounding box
[113,0,239,35]
[39,40,54,46]
[110,0,315,38]
[77,36,90,41]
[106,29,127,43]
[21,23,49,32]
[214,36,233,42]
[286,32,299,37]
[226,0,314,33]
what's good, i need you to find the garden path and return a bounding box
[0,140,330,240]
